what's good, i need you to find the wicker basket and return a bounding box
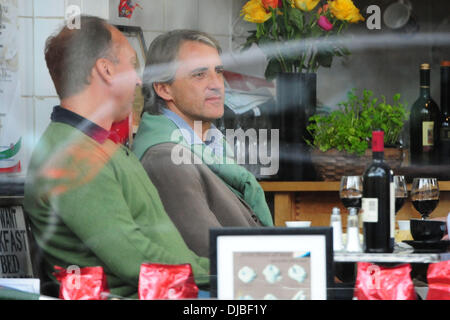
[311,148,404,181]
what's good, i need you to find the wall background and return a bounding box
[13,0,450,176]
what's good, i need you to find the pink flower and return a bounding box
[318,15,333,31]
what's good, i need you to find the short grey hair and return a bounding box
[142,30,222,115]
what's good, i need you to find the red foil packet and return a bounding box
[138,263,199,300]
[53,266,110,300]
[426,261,450,300]
[354,262,417,300]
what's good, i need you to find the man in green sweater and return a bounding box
[24,16,209,299]
[132,30,274,259]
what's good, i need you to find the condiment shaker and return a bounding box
[346,207,362,252]
[330,207,344,252]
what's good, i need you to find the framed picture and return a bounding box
[114,25,147,139]
[210,227,334,300]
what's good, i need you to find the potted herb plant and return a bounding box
[306,89,409,181]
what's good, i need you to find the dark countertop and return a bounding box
[0,176,25,196]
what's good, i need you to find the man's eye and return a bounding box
[193,72,205,78]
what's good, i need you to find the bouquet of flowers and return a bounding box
[240,0,365,79]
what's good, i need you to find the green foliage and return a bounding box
[306,89,409,156]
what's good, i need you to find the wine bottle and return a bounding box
[439,61,450,164]
[409,63,441,165]
[362,131,395,253]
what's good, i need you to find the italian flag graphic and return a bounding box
[0,137,22,174]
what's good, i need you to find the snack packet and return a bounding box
[354,262,416,300]
[138,263,199,300]
[53,266,109,300]
[426,261,450,300]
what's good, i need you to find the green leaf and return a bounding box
[316,50,333,68]
[264,59,282,80]
[337,46,351,56]
[288,7,304,31]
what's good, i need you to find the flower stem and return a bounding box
[276,44,289,72]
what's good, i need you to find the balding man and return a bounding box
[24,16,209,299]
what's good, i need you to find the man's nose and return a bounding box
[208,72,224,90]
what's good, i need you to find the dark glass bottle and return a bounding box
[439,61,450,164]
[362,131,395,253]
[410,63,441,165]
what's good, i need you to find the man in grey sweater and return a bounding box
[132,30,273,258]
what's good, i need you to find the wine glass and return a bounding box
[339,176,363,212]
[411,178,440,219]
[394,175,408,215]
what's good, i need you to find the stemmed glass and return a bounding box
[339,176,363,212]
[394,175,408,214]
[411,178,440,220]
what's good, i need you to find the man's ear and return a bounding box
[153,83,174,102]
[94,58,114,85]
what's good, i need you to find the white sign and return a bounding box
[0,206,34,278]
[0,0,23,175]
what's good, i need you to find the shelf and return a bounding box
[260,181,340,192]
[260,181,450,192]
[334,251,450,264]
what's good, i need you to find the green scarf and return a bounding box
[132,112,273,227]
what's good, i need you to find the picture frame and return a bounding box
[210,227,334,300]
[113,25,148,140]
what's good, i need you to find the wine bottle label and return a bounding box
[422,121,434,147]
[441,127,450,141]
[390,181,395,239]
[362,198,378,223]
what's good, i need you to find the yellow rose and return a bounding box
[241,0,272,23]
[292,0,320,11]
[328,0,365,23]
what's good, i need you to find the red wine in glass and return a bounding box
[411,178,440,219]
[339,176,363,212]
[395,197,406,213]
[412,199,439,218]
[394,176,408,214]
[341,197,362,209]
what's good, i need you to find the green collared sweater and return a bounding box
[24,122,209,299]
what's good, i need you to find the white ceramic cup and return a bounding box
[397,220,410,231]
[285,221,312,228]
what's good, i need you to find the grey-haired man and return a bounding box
[132,30,273,259]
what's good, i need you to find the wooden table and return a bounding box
[259,181,450,227]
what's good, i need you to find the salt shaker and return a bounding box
[330,207,344,252]
[346,207,362,252]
